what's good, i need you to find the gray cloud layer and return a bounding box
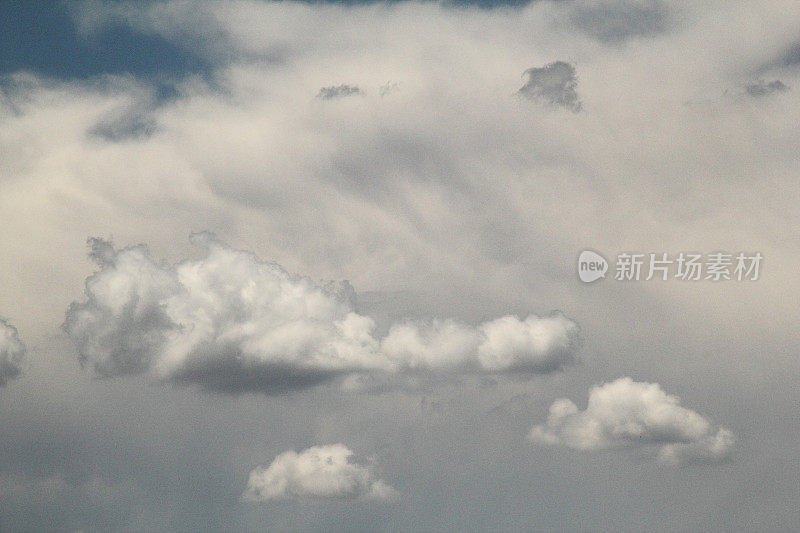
[0,319,25,386]
[529,377,735,465]
[243,444,396,501]
[63,234,581,394]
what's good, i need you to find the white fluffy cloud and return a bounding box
[63,234,580,393]
[0,319,25,386]
[529,377,734,465]
[242,444,396,501]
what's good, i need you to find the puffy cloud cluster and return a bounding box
[529,377,735,465]
[63,235,581,393]
[0,319,25,386]
[518,61,581,112]
[242,444,396,501]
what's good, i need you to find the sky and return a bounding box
[0,0,799,531]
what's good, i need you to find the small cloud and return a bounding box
[0,318,25,386]
[317,84,363,99]
[242,444,397,501]
[518,61,582,112]
[745,79,789,97]
[529,377,735,465]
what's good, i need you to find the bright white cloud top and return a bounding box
[529,377,735,464]
[242,444,396,501]
[0,318,25,386]
[63,234,581,393]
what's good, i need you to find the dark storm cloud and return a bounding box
[317,84,363,99]
[0,318,25,386]
[518,61,582,112]
[745,79,789,97]
[63,235,581,394]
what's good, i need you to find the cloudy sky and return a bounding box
[1,0,799,531]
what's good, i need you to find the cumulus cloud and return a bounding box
[242,444,396,501]
[745,79,789,97]
[518,61,581,112]
[317,85,362,99]
[529,377,735,465]
[0,319,25,387]
[63,233,388,393]
[63,235,581,393]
